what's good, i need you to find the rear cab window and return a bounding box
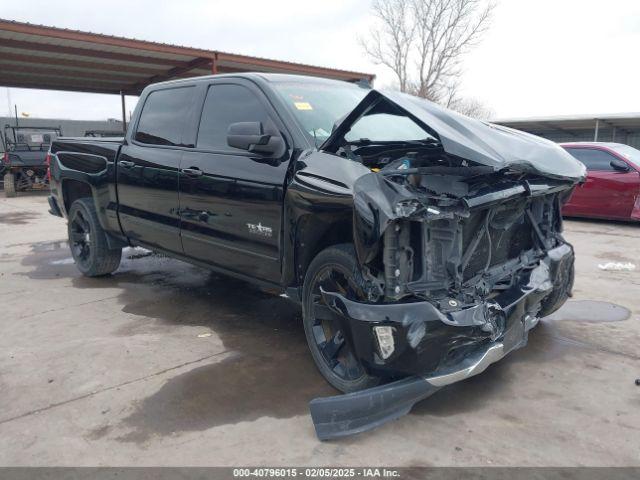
[135,86,195,146]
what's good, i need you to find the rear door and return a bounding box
[563,147,639,219]
[117,85,196,253]
[178,80,291,283]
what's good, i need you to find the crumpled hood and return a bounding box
[321,90,586,182]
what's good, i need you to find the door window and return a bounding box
[609,144,640,170]
[564,148,618,171]
[135,87,194,146]
[197,84,271,151]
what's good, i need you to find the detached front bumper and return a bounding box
[310,243,573,440]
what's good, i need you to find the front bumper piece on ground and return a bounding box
[309,244,573,440]
[309,318,532,440]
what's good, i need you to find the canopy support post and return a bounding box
[120,91,127,134]
[212,53,218,75]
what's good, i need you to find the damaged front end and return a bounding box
[344,167,576,376]
[309,89,583,440]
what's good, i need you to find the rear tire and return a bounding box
[67,198,122,277]
[302,244,381,393]
[4,173,16,198]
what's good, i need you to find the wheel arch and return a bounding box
[61,178,93,213]
[293,215,354,287]
[61,179,127,250]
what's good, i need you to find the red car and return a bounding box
[560,142,640,221]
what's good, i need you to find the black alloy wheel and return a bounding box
[67,198,122,277]
[302,244,381,393]
[69,207,93,270]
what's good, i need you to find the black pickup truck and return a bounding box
[48,73,585,439]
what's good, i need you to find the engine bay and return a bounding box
[345,142,574,314]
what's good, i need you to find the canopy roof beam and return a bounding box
[2,38,192,66]
[0,51,166,75]
[0,18,375,96]
[126,57,213,94]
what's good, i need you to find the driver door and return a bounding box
[179,80,291,283]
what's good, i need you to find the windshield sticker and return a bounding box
[294,101,313,111]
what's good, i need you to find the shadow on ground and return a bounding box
[0,210,41,225]
[20,241,335,442]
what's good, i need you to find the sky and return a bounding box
[2,0,640,121]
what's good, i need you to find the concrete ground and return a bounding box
[0,193,638,466]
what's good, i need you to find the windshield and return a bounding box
[273,81,368,146]
[609,144,640,169]
[273,82,436,147]
[345,113,433,143]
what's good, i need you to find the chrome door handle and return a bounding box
[118,160,135,168]
[181,167,203,177]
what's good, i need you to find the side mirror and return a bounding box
[610,159,631,172]
[227,122,284,156]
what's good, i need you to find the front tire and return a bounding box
[67,198,122,277]
[4,173,16,197]
[540,260,575,317]
[302,244,381,393]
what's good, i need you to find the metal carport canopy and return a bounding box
[0,18,375,96]
[495,113,640,132]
